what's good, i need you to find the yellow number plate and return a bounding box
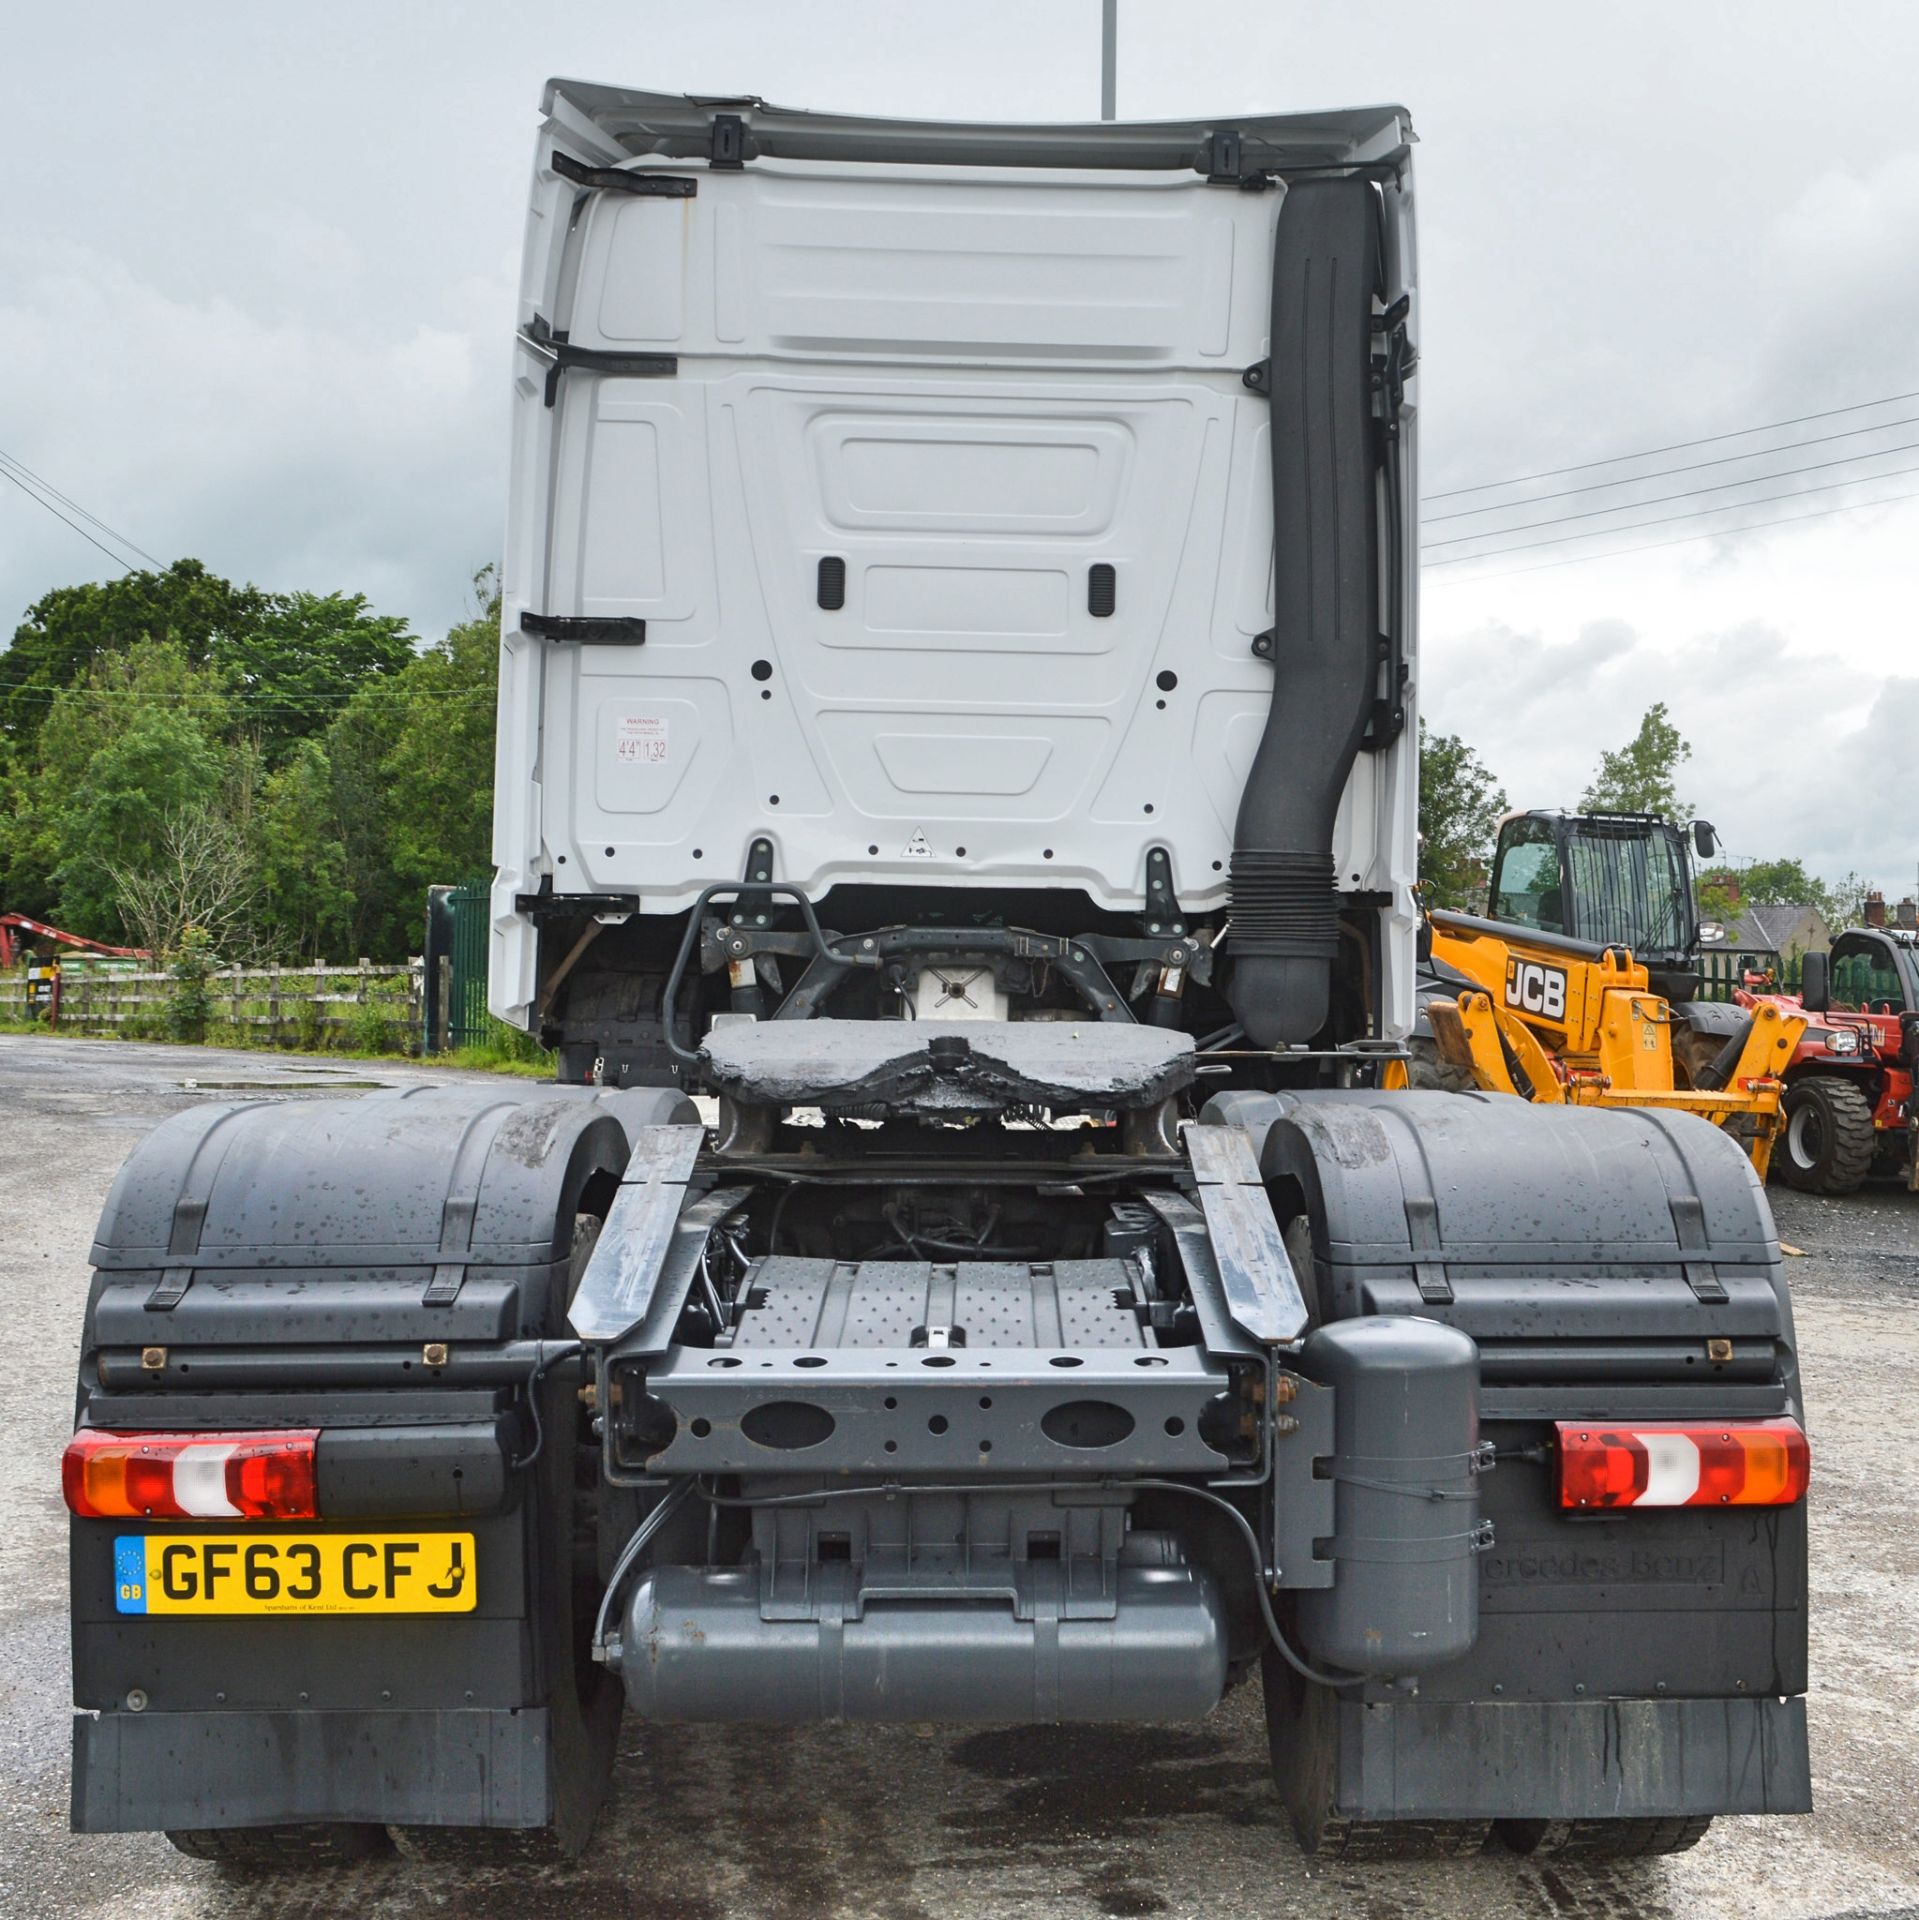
[113,1532,476,1615]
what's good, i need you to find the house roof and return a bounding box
[1722,903,1829,953]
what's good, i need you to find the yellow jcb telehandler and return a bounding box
[1418,810,1804,1177]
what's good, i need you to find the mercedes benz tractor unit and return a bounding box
[66,83,1811,1868]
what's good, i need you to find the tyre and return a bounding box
[390,1209,621,1862]
[166,1824,390,1869]
[1261,1652,1489,1861]
[1496,1815,1712,1860]
[1407,1034,1474,1094]
[1777,1077,1877,1193]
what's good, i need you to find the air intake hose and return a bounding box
[1229,176,1382,1048]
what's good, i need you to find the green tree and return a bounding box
[0,640,237,933]
[1418,720,1507,910]
[0,560,265,750]
[376,595,498,899]
[213,591,414,763]
[1581,702,1692,819]
[255,740,355,958]
[51,706,232,938]
[1696,858,1872,932]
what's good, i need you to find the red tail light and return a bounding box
[1555,1419,1808,1509]
[62,1430,319,1520]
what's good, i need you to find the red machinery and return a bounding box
[1739,925,1919,1192]
[0,913,149,971]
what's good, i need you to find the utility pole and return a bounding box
[1101,0,1117,120]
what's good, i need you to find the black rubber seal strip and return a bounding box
[521,613,647,645]
[552,150,697,197]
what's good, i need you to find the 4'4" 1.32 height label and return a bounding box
[614,714,670,765]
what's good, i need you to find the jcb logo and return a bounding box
[1505,959,1568,1021]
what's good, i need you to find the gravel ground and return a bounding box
[0,1032,1914,1920]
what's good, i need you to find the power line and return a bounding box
[0,465,138,575]
[1425,412,1919,524]
[1422,439,1919,553]
[0,448,165,570]
[1421,483,1919,585]
[1423,461,1919,567]
[1425,388,1919,501]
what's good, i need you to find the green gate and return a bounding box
[1696,947,1802,1002]
[423,881,492,1052]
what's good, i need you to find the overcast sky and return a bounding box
[5,1,1917,891]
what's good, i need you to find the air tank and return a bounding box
[1295,1315,1484,1678]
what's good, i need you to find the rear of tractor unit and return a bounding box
[67,85,1810,1869]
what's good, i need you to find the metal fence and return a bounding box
[1696,948,1802,1001]
[422,883,491,1052]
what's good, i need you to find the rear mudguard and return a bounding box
[1211,1088,1810,1820]
[69,1081,691,1836]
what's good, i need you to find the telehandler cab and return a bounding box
[65,86,1810,1870]
[1420,810,1804,1178]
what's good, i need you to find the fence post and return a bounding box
[313,959,326,1046]
[230,962,242,1036]
[269,962,281,1046]
[435,956,452,1055]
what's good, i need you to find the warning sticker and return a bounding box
[901,829,933,859]
[614,715,669,766]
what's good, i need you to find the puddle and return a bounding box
[178,1079,387,1093]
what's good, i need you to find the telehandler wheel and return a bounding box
[1777,1077,1877,1193]
[1261,1652,1490,1861]
[165,1824,391,1870]
[389,1210,621,1864]
[1406,1034,1474,1094]
[1495,1815,1712,1860]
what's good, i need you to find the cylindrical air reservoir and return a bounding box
[1295,1315,1483,1678]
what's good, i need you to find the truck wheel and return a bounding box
[165,1824,390,1869]
[1778,1078,1877,1193]
[390,1209,621,1862]
[1261,1653,1489,1860]
[1496,1815,1712,1859]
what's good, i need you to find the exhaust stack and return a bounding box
[1229,176,1382,1047]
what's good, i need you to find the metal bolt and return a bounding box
[1574,1683,1586,1695]
[1707,1337,1733,1363]
[1149,922,1161,934]
[381,1689,392,1702]
[422,1342,449,1368]
[1491,1684,1503,1695]
[1655,1681,1668,1693]
[1272,1414,1299,1435]
[126,1689,148,1713]
[215,1691,226,1703]
[140,1346,166,1372]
